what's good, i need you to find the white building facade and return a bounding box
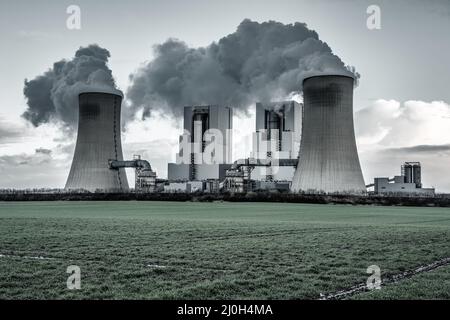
[168,105,232,182]
[250,101,302,182]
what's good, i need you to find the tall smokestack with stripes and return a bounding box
[291,75,365,194]
[65,91,129,192]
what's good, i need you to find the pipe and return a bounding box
[109,159,153,171]
[230,158,298,170]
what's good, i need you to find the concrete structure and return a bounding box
[65,91,129,192]
[251,181,291,192]
[164,181,204,193]
[374,177,434,196]
[167,163,190,181]
[164,182,189,193]
[204,179,220,193]
[168,163,230,181]
[373,162,434,196]
[251,101,302,181]
[223,158,298,193]
[168,105,232,181]
[223,170,245,193]
[291,75,366,194]
[133,155,157,193]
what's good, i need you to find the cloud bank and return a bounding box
[355,100,450,191]
[356,100,450,148]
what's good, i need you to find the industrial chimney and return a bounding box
[65,91,129,192]
[291,75,366,194]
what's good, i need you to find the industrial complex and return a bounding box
[167,105,233,192]
[368,162,435,196]
[64,75,435,197]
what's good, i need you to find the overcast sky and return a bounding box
[0,0,449,192]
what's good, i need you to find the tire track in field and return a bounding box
[319,256,450,300]
[392,217,450,225]
[0,253,55,260]
[0,251,235,273]
[4,250,450,299]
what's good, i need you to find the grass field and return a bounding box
[0,201,449,300]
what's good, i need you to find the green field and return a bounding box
[0,201,449,300]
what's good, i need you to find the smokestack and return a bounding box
[291,75,365,194]
[65,91,129,192]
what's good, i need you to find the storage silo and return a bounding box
[402,162,422,188]
[65,91,129,192]
[291,75,366,194]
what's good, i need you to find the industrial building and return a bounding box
[167,105,232,182]
[372,162,435,196]
[164,181,204,193]
[250,101,302,182]
[163,180,220,193]
[290,75,366,194]
[222,100,301,193]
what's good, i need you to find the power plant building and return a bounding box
[65,91,129,192]
[291,75,366,194]
[373,162,435,196]
[168,105,233,182]
[251,101,302,182]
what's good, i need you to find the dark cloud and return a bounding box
[126,19,359,120]
[0,148,53,167]
[386,144,450,154]
[35,147,52,155]
[21,20,359,130]
[22,44,121,129]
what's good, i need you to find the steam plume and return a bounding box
[23,44,120,129]
[126,19,359,119]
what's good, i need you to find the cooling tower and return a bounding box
[65,91,129,192]
[291,75,366,194]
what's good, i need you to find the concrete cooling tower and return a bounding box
[291,75,366,194]
[65,91,129,192]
